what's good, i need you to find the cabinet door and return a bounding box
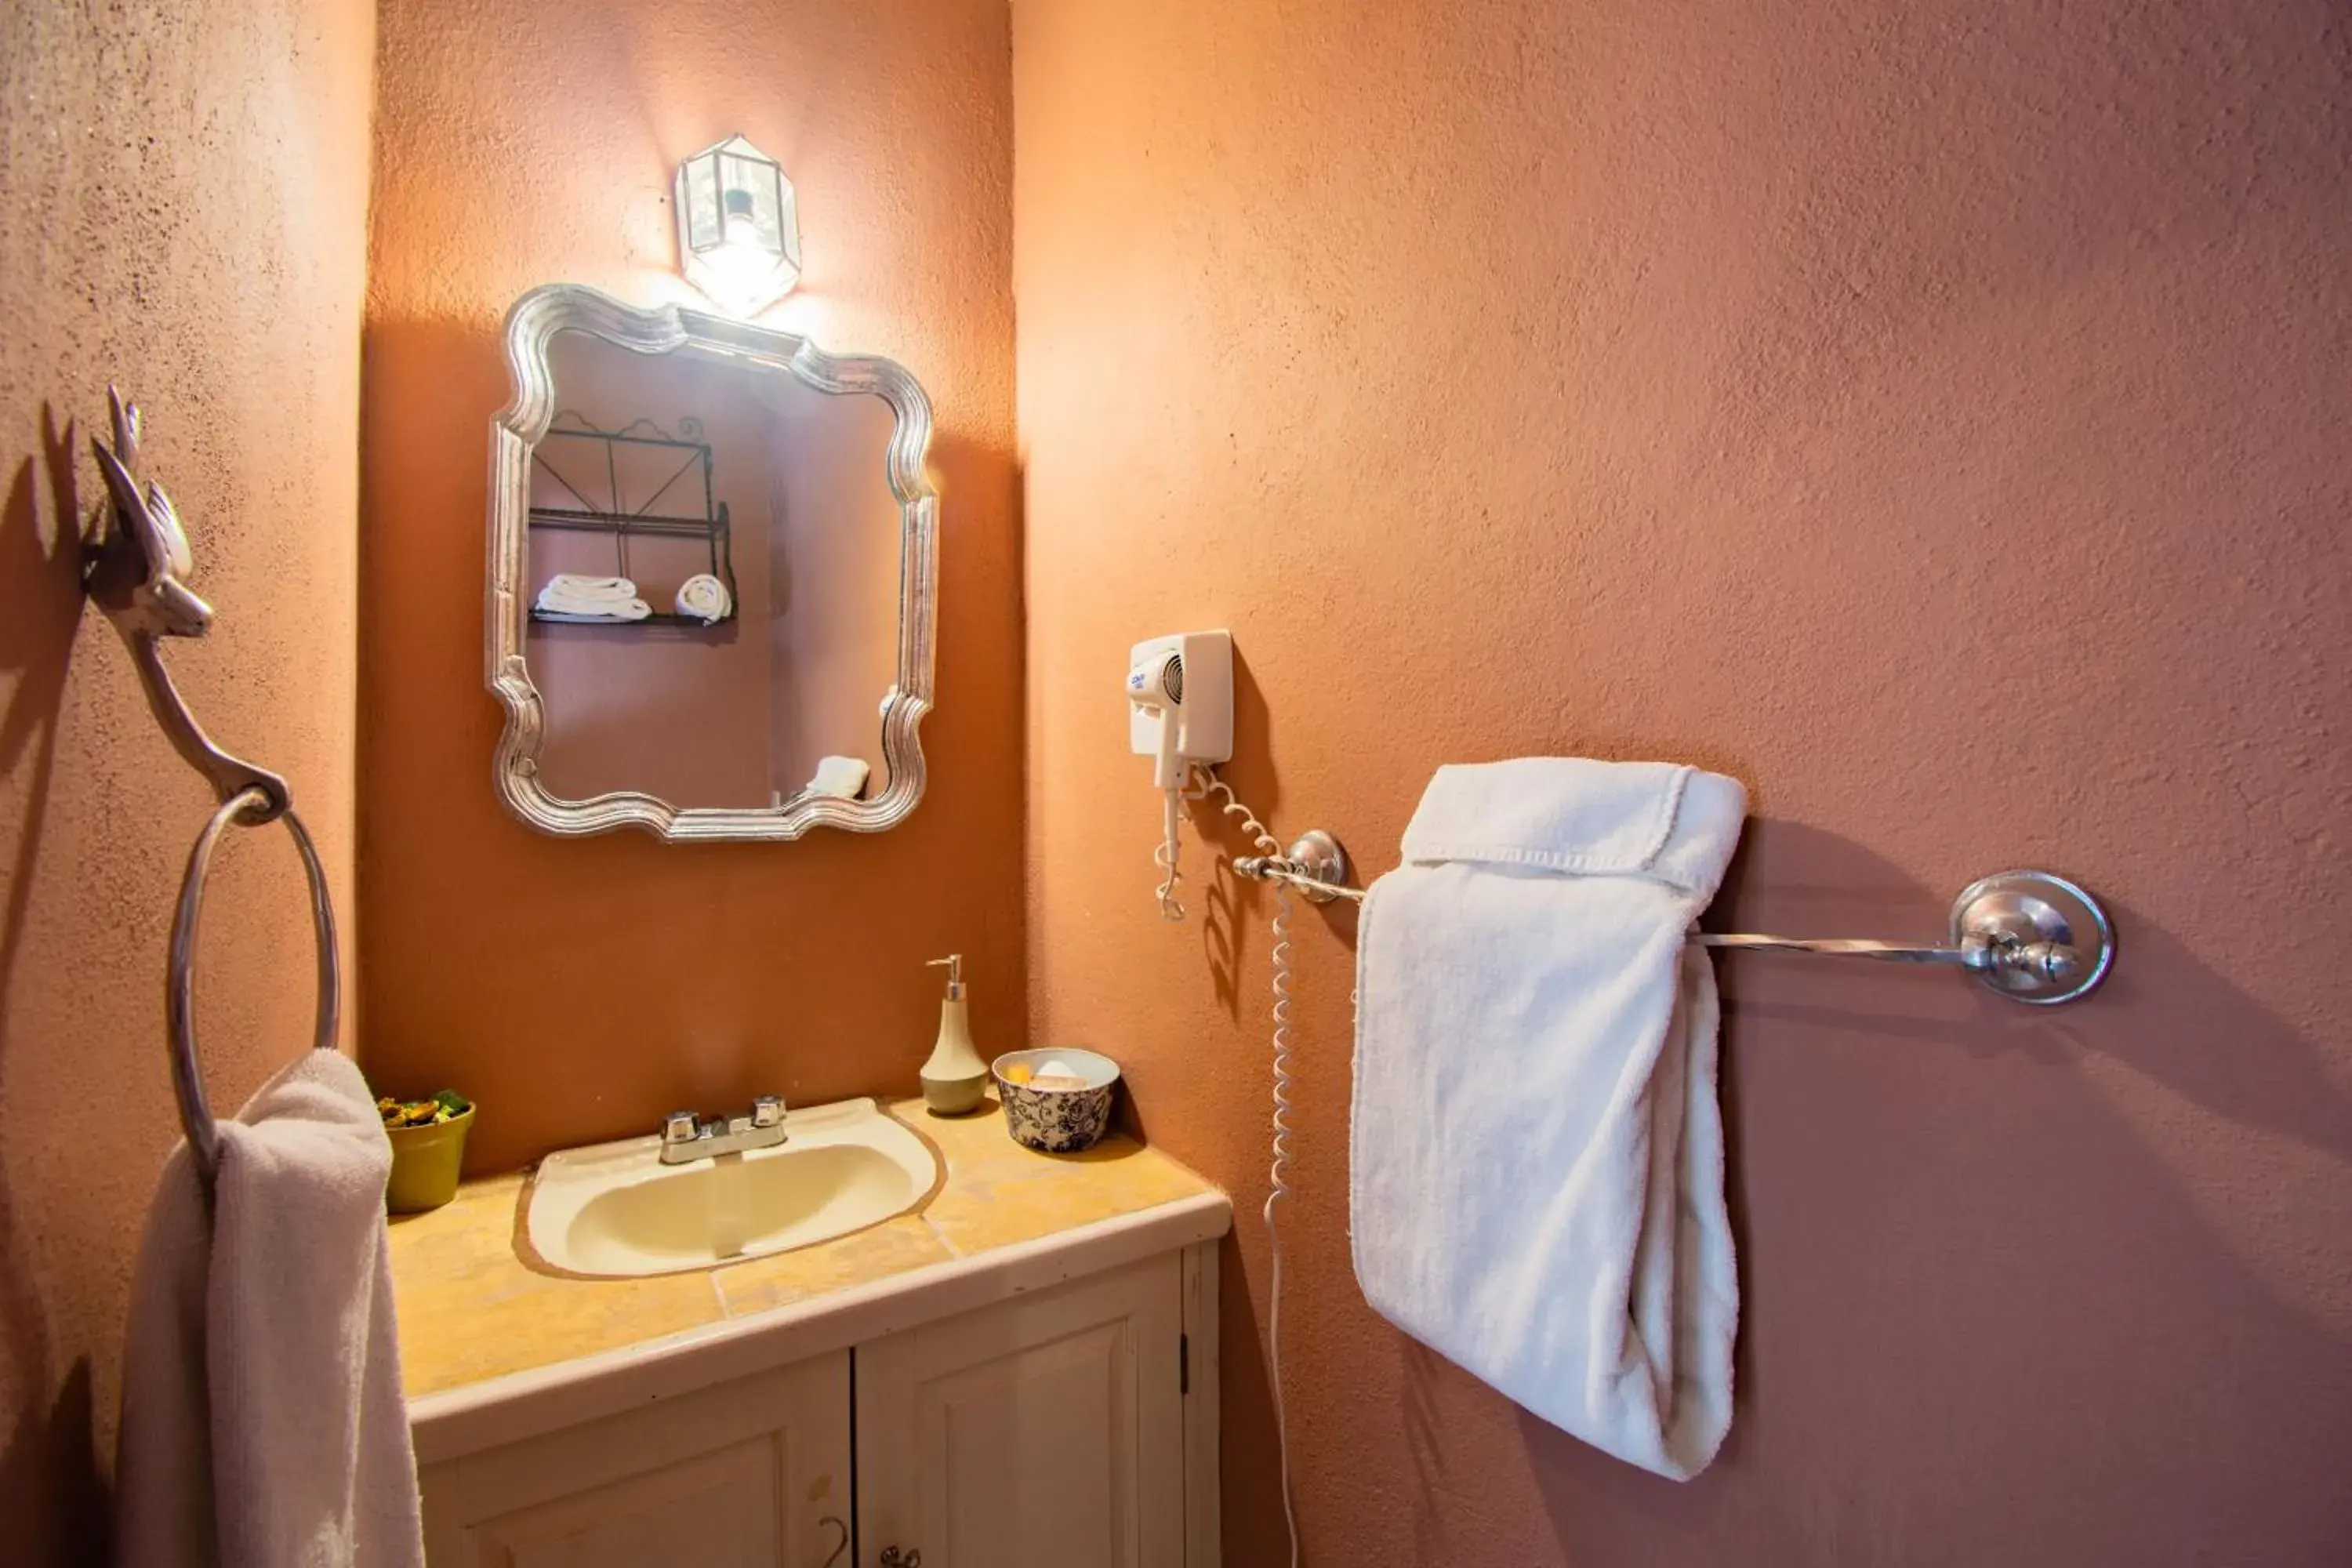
[419,1352,851,1568]
[855,1254,1185,1568]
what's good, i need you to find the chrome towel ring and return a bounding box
[85,388,343,1184]
[169,786,341,1179]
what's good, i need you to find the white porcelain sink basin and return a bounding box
[525,1098,939,1278]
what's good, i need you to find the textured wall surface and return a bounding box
[1013,1,2352,1563]
[0,0,373,1559]
[362,0,1022,1172]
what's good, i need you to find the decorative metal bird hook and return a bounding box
[82,387,289,817]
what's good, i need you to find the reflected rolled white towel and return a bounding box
[806,755,870,799]
[536,573,651,621]
[675,573,733,625]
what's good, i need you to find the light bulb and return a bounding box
[721,188,760,249]
[704,239,777,310]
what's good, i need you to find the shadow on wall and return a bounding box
[1164,661,1388,1566]
[1348,821,2352,1565]
[1192,644,1281,1024]
[0,415,110,1561]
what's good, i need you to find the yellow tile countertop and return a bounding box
[389,1097,1229,1459]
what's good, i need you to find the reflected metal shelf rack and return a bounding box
[526,410,739,627]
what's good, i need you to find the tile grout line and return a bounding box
[920,1211,967,1261]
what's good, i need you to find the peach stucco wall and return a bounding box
[361,0,1022,1172]
[1014,1,2351,1563]
[0,0,374,1559]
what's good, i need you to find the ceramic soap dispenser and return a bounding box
[920,954,989,1115]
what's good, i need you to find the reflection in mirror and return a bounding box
[529,334,904,808]
[488,287,937,840]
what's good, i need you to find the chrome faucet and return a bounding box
[659,1095,787,1164]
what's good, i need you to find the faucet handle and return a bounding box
[751,1095,785,1129]
[662,1110,700,1145]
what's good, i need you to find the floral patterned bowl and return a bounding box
[991,1048,1120,1153]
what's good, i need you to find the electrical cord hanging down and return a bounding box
[1155,785,1188,921]
[1179,762,1305,1568]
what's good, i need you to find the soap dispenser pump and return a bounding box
[919,955,989,1115]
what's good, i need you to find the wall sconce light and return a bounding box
[673,135,800,317]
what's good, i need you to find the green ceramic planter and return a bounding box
[385,1105,474,1214]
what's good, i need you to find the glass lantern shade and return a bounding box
[673,136,801,316]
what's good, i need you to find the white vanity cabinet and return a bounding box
[416,1243,1220,1568]
[417,1355,851,1567]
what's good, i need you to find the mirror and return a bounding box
[487,286,937,840]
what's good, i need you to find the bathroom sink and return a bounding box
[524,1098,939,1278]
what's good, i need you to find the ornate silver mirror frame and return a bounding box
[487,284,938,840]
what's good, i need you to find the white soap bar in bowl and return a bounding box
[990,1047,1122,1152]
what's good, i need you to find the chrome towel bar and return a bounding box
[1233,833,2114,1006]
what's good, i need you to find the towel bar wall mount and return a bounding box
[1232,833,2114,1006]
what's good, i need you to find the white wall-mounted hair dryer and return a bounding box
[1126,630,1232,788]
[1129,631,1234,924]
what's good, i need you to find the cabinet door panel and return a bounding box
[463,1437,780,1568]
[857,1255,1184,1568]
[420,1352,851,1568]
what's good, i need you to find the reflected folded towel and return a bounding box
[675,573,732,625]
[806,755,870,799]
[535,573,651,621]
[1353,757,1746,1480]
[538,573,637,601]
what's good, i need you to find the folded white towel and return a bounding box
[113,1051,425,1568]
[1352,757,1746,1480]
[674,572,732,624]
[537,572,637,601]
[535,572,652,621]
[805,754,870,798]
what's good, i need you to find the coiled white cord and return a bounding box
[1155,787,1187,921]
[1181,763,1304,1568]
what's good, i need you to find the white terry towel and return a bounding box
[804,754,871,799]
[535,572,651,621]
[114,1051,426,1568]
[674,572,732,624]
[537,572,635,602]
[1352,757,1747,1480]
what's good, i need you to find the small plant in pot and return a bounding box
[377,1089,474,1214]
